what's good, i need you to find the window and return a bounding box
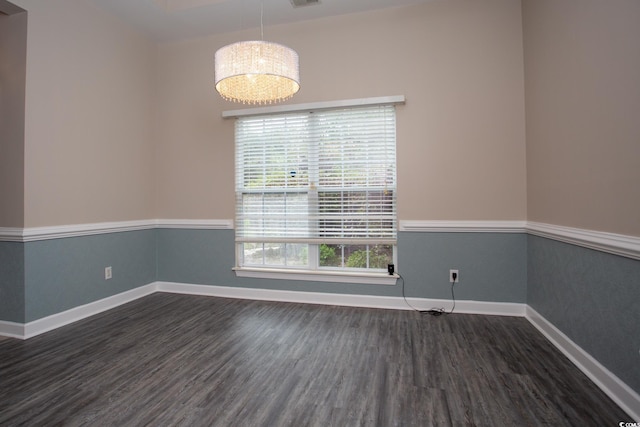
[234,102,397,281]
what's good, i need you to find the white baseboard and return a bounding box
[157,281,410,310]
[0,320,25,339]
[404,297,526,316]
[14,284,157,340]
[1,282,522,340]
[156,281,526,315]
[526,306,640,421]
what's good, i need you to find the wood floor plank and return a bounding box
[0,293,631,426]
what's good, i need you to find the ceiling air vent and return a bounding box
[290,0,320,7]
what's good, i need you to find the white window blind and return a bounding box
[235,105,397,248]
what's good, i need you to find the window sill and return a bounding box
[233,267,399,286]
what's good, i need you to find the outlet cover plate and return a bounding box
[449,269,459,283]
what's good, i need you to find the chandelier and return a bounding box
[214,2,300,105]
[215,40,300,105]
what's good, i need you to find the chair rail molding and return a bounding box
[527,221,640,261]
[2,219,638,260]
[0,219,234,242]
[399,220,527,233]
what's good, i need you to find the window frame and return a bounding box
[227,96,404,285]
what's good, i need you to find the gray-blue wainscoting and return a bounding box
[156,228,528,302]
[0,230,156,324]
[399,231,527,302]
[528,234,640,395]
[0,242,25,323]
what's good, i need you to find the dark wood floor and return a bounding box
[0,293,629,426]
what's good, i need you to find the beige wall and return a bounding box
[523,0,640,236]
[9,0,638,236]
[156,0,527,221]
[13,0,156,227]
[0,9,27,228]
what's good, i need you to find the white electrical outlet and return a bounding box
[105,266,112,280]
[449,269,459,283]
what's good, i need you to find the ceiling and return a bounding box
[89,0,433,43]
